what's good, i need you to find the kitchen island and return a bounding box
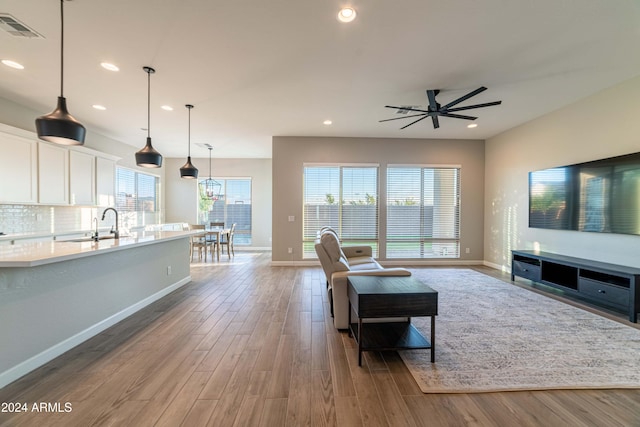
[0,230,194,388]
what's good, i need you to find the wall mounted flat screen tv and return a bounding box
[529,152,640,235]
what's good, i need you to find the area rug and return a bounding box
[398,269,640,393]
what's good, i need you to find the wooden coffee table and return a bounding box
[347,275,438,366]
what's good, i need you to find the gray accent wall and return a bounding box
[485,75,640,270]
[272,136,485,264]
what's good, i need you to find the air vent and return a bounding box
[0,14,43,38]
[396,106,421,115]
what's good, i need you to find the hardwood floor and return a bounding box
[1,252,639,426]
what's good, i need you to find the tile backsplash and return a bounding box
[0,204,101,236]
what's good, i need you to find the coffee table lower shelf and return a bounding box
[349,321,432,365]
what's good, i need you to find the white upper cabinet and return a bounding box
[0,124,119,206]
[96,156,115,207]
[69,150,96,205]
[38,142,69,205]
[0,127,38,203]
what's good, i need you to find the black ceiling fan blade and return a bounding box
[379,113,428,123]
[440,86,487,110]
[446,101,502,112]
[426,90,439,112]
[440,112,477,120]
[400,114,431,129]
[384,105,431,114]
[431,115,440,129]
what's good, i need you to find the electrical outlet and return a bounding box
[167,265,172,275]
[287,247,293,254]
[288,216,295,222]
[465,248,470,254]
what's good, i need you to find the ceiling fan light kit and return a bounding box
[35,0,86,146]
[135,66,163,168]
[380,86,502,129]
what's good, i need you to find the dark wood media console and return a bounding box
[511,250,640,323]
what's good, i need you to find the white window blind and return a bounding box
[303,165,378,258]
[387,166,460,258]
[115,167,160,229]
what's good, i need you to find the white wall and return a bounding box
[485,75,640,270]
[164,157,272,248]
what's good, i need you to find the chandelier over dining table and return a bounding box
[199,146,222,200]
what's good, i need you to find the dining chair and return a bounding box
[189,224,213,261]
[207,221,225,245]
[220,223,236,257]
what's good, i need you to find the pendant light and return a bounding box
[135,66,163,168]
[179,104,199,179]
[199,147,222,200]
[35,0,86,146]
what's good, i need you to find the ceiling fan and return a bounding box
[380,86,502,129]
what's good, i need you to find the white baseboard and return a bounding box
[483,260,510,272]
[0,276,192,389]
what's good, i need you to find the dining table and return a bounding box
[204,227,231,260]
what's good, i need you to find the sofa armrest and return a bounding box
[332,268,411,281]
[342,245,373,258]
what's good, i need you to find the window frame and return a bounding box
[198,177,252,245]
[386,164,461,259]
[303,163,379,258]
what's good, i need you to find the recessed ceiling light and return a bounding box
[467,123,478,128]
[338,7,357,23]
[323,120,332,125]
[92,104,106,110]
[161,105,173,111]
[100,62,119,72]
[2,59,24,69]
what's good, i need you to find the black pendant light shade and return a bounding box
[135,66,163,168]
[36,97,86,145]
[136,137,163,168]
[180,156,198,179]
[180,104,199,179]
[199,147,222,200]
[36,0,85,146]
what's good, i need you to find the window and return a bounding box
[198,178,252,245]
[115,167,160,229]
[387,166,460,258]
[303,165,379,258]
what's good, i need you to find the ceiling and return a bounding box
[1,0,640,159]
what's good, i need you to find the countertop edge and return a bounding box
[0,230,197,268]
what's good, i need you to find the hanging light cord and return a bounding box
[59,0,64,97]
[188,108,191,156]
[147,70,151,139]
[208,148,213,179]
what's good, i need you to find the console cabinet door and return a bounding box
[69,150,96,205]
[96,157,115,207]
[0,131,37,203]
[38,142,69,205]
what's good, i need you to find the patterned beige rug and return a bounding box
[399,269,640,393]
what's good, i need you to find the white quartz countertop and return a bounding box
[0,230,196,268]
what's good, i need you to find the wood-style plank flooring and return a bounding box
[1,252,639,426]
